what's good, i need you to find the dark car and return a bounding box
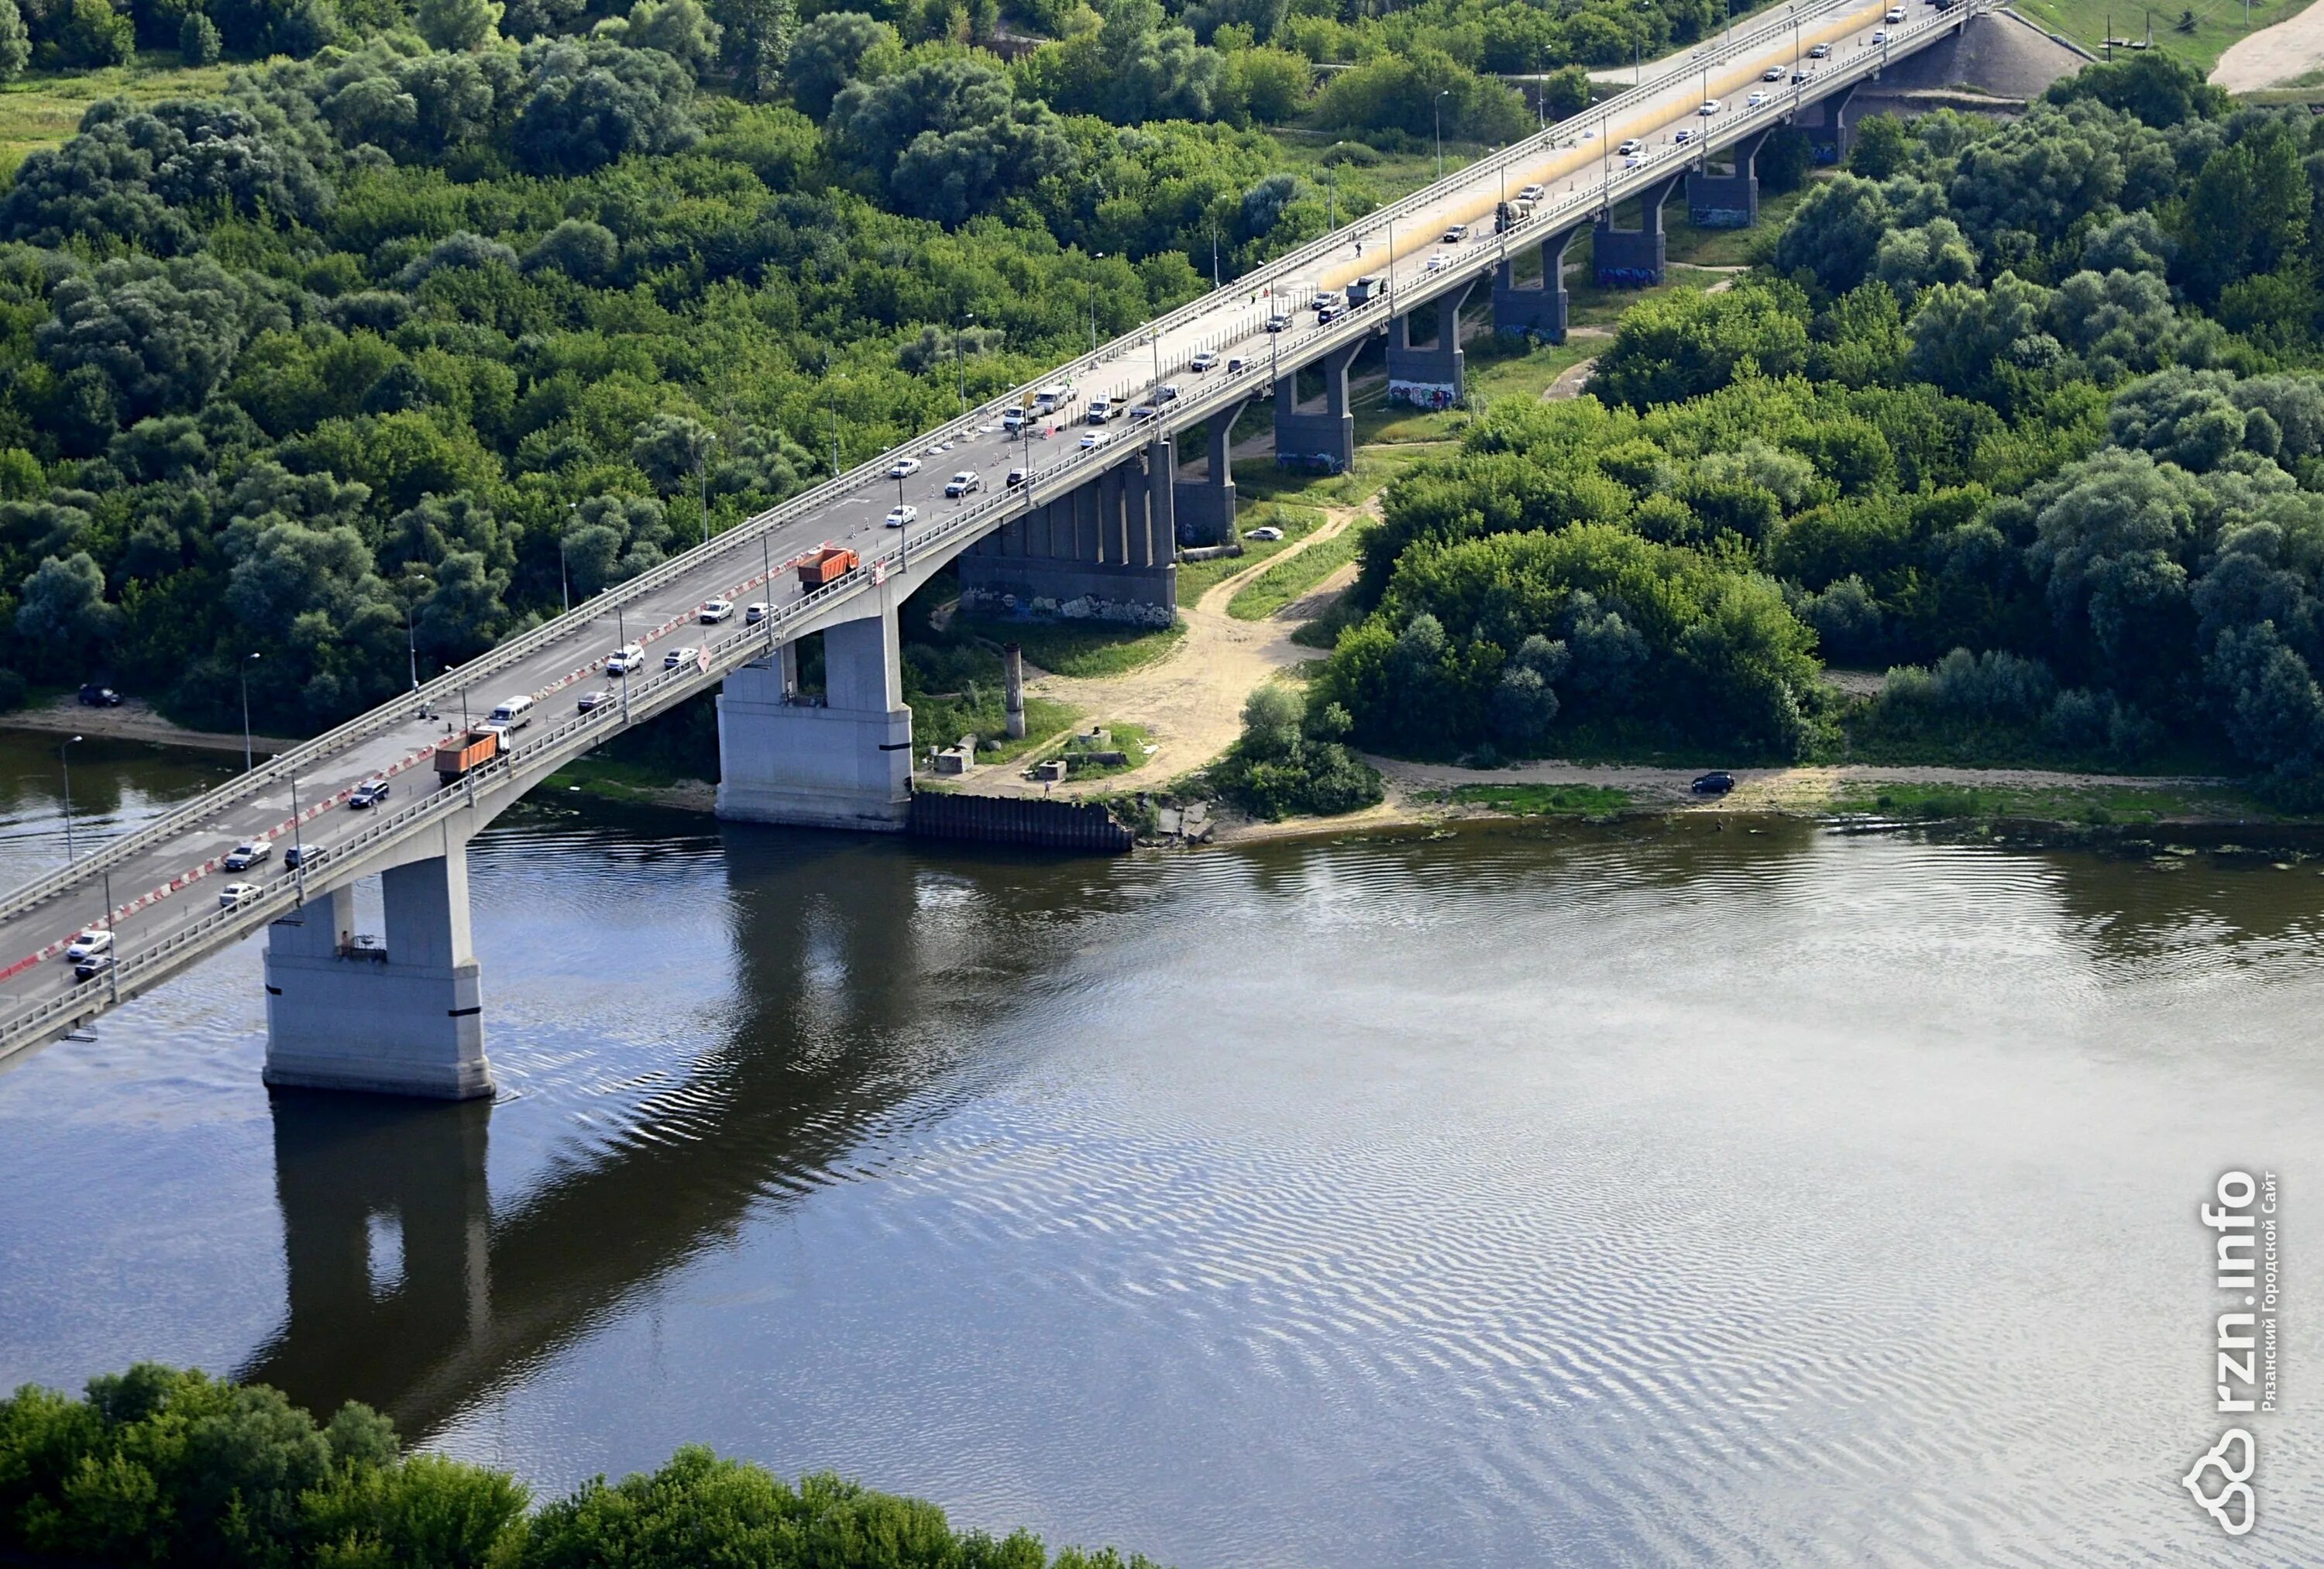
[74,951,115,982]
[350,777,390,807]
[77,683,122,707]
[284,844,322,870]
[1691,771,1736,796]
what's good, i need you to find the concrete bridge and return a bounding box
[0,0,1989,1095]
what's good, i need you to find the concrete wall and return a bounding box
[717,601,914,831]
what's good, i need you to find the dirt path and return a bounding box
[1546,357,1599,400]
[3,697,301,756]
[968,508,1369,797]
[2213,1,2324,89]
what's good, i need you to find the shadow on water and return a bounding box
[237,818,1124,1440]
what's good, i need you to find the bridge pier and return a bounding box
[1274,338,1362,473]
[957,439,1177,624]
[1802,81,1861,164]
[717,589,914,831]
[1386,277,1476,408]
[1175,398,1250,546]
[1594,173,1683,287]
[1494,226,1577,342]
[263,843,493,1101]
[1688,127,1770,229]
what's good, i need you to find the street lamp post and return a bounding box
[101,867,116,1003]
[403,603,419,707]
[699,433,717,546]
[288,774,305,905]
[58,735,81,865]
[239,652,260,773]
[956,311,973,415]
[617,607,631,724]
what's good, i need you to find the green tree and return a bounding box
[416,0,501,49]
[177,9,219,61]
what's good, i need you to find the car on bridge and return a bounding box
[1748,91,1769,107]
[885,504,918,528]
[65,929,112,962]
[1519,183,1545,202]
[1699,100,1721,115]
[576,690,611,713]
[665,645,703,670]
[700,598,734,623]
[1007,468,1029,488]
[1228,356,1248,373]
[219,882,262,910]
[284,844,323,870]
[607,642,646,674]
[1265,313,1290,332]
[1129,403,1160,421]
[944,471,981,497]
[1674,127,1693,145]
[1792,69,1811,83]
[744,601,768,624]
[1618,138,1643,155]
[887,456,921,479]
[1441,222,1470,243]
[1157,383,1180,403]
[349,777,390,807]
[1808,40,1830,55]
[74,951,114,983]
[1191,350,1219,372]
[1871,28,1888,42]
[223,841,273,872]
[1078,431,1109,449]
[1886,5,1904,17]
[1763,64,1785,80]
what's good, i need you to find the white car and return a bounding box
[1518,183,1545,202]
[744,601,768,624]
[1191,350,1219,372]
[1763,65,1785,81]
[700,598,734,624]
[223,841,272,872]
[1245,525,1284,542]
[1700,100,1721,115]
[887,456,921,479]
[1809,40,1831,55]
[1871,29,1888,43]
[1747,91,1768,108]
[1078,431,1107,449]
[944,471,981,497]
[1441,223,1470,243]
[607,642,646,675]
[1618,138,1644,155]
[664,645,701,670]
[1886,5,1904,18]
[923,441,951,456]
[1425,255,1449,273]
[885,504,918,528]
[64,929,112,962]
[219,883,261,910]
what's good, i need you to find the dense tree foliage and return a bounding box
[0,1364,1164,1567]
[0,19,1384,729]
[1329,75,2324,794]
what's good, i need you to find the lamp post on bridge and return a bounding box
[699,432,717,547]
[239,652,260,774]
[58,734,81,865]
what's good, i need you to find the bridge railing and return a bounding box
[0,0,1936,935]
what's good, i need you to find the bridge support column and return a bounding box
[262,850,493,1102]
[1386,277,1476,409]
[717,595,913,831]
[956,442,1177,625]
[1687,127,1769,229]
[1494,225,1578,342]
[1175,397,1250,546]
[1593,173,1683,287]
[1274,338,1361,473]
[1803,82,1860,164]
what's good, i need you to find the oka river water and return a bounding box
[2,727,2321,1567]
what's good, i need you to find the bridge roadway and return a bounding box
[0,0,1980,1073]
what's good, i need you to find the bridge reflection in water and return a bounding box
[239,823,1067,1440]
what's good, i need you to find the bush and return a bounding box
[1211,684,1383,820]
[178,9,221,61]
[0,1364,1167,1568]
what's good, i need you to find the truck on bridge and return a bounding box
[435,730,502,782]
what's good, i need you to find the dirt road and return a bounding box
[968,508,1369,797]
[2212,1,2324,89]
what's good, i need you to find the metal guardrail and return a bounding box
[1,0,1964,1044]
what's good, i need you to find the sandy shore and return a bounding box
[3,697,300,756]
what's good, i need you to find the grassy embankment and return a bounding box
[2013,0,2309,74]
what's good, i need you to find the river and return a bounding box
[0,726,2318,1567]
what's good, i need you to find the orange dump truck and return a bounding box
[435,728,501,782]
[799,547,858,589]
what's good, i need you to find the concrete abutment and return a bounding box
[716,587,915,832]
